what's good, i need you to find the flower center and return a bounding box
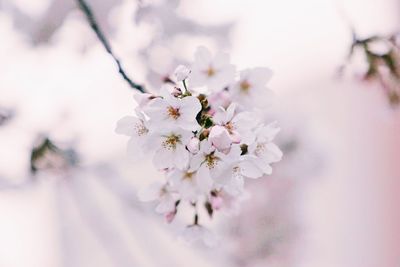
[205,153,219,169]
[134,121,148,136]
[167,106,180,120]
[232,166,241,178]
[206,66,216,77]
[240,80,251,93]
[183,171,195,180]
[162,134,181,150]
[255,142,266,156]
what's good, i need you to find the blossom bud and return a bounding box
[174,65,191,81]
[165,210,177,223]
[209,125,232,151]
[210,195,223,210]
[187,137,200,153]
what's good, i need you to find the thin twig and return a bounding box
[75,0,147,93]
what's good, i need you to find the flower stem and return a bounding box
[75,0,147,93]
[182,79,188,92]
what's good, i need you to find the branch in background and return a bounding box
[341,32,400,106]
[0,107,14,126]
[335,4,400,106]
[75,0,147,93]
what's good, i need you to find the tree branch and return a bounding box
[75,0,147,93]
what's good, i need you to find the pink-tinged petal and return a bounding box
[233,111,260,130]
[210,195,223,210]
[229,131,241,143]
[239,160,263,179]
[213,107,228,125]
[213,165,233,185]
[189,153,204,171]
[194,46,212,69]
[195,168,213,193]
[155,195,175,214]
[115,116,141,136]
[143,133,161,151]
[226,102,237,121]
[253,157,273,175]
[153,148,174,170]
[223,145,242,162]
[144,98,169,120]
[239,69,251,80]
[258,122,281,142]
[187,137,200,154]
[247,67,273,85]
[179,180,198,201]
[239,131,256,145]
[165,210,177,223]
[173,146,190,169]
[196,165,213,185]
[264,143,283,162]
[133,92,154,108]
[159,84,176,98]
[209,125,232,151]
[199,139,215,154]
[224,174,244,196]
[167,169,184,186]
[180,96,202,118]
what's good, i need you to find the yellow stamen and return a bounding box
[206,67,216,77]
[240,80,251,93]
[205,153,219,169]
[162,134,180,150]
[167,106,180,120]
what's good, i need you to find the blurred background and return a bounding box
[0,0,399,266]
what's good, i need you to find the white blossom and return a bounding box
[117,46,282,234]
[189,46,235,92]
[208,125,232,151]
[181,225,217,247]
[187,137,200,154]
[212,103,259,146]
[246,122,283,175]
[173,64,191,82]
[138,182,176,215]
[168,167,212,202]
[133,92,155,110]
[190,140,228,181]
[144,86,202,131]
[216,145,264,196]
[230,67,274,107]
[115,112,151,161]
[147,128,193,170]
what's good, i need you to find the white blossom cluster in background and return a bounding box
[116,46,282,246]
[135,0,234,90]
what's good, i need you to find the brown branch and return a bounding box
[75,0,147,93]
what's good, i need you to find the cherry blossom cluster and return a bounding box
[116,46,282,245]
